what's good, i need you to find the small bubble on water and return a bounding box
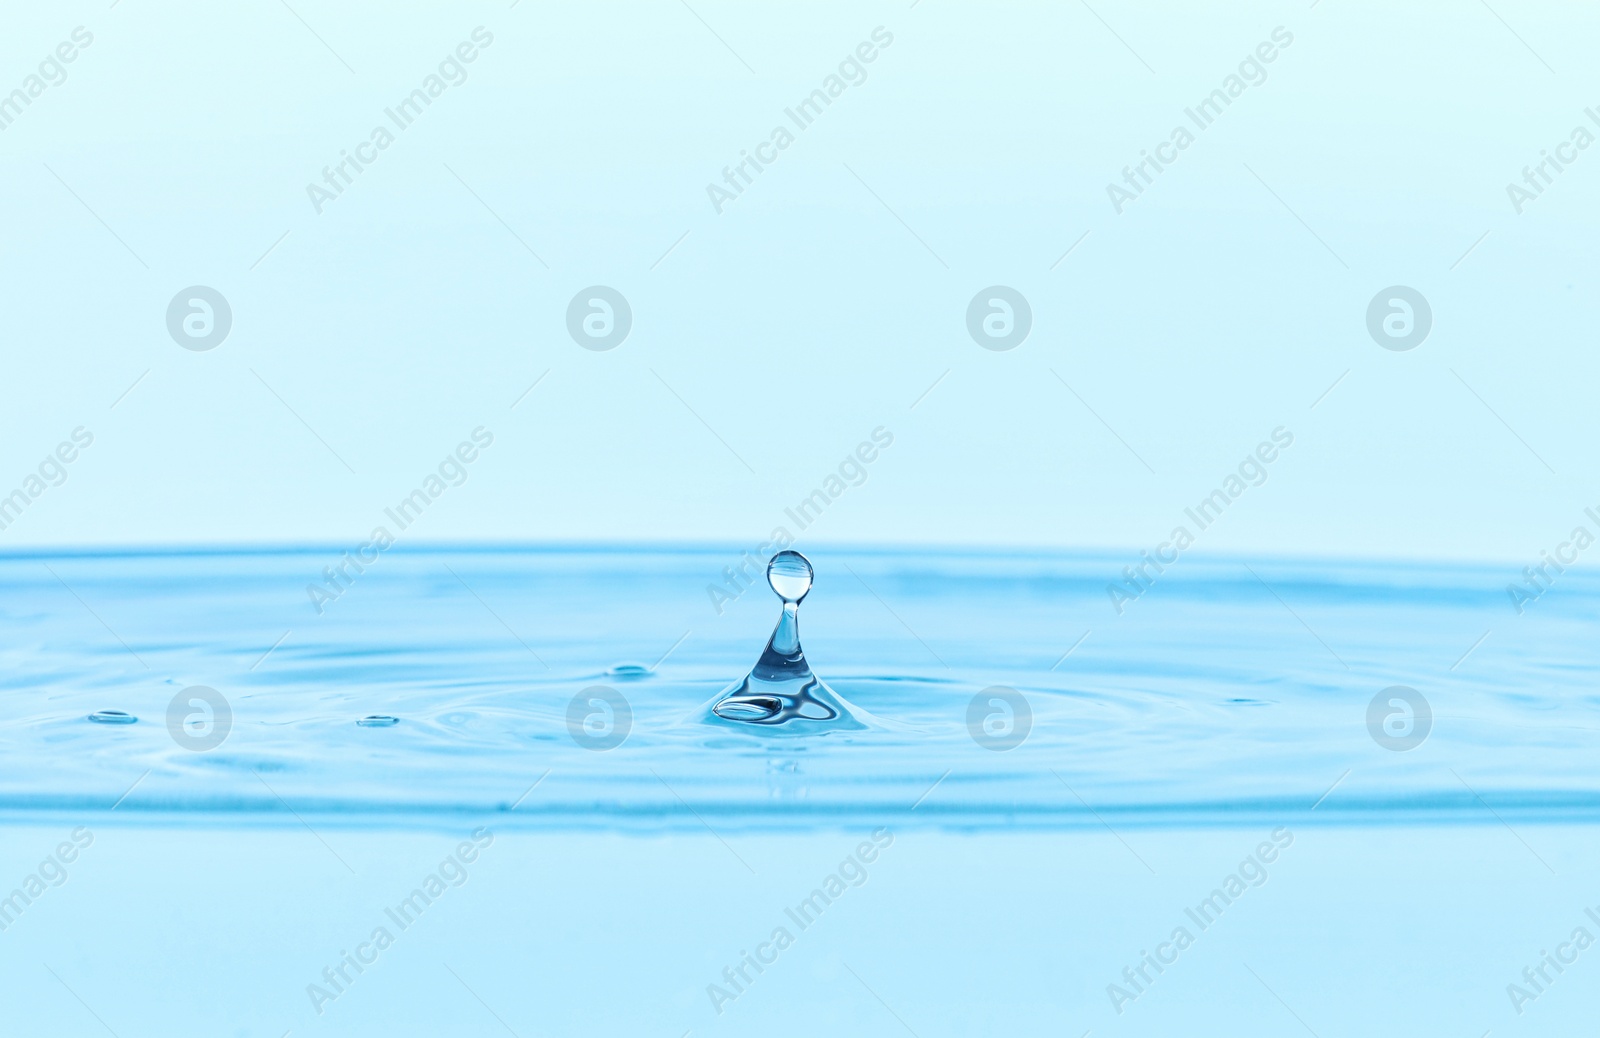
[607,664,651,680]
[357,715,400,727]
[88,710,137,724]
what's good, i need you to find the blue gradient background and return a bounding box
[0,0,1593,565]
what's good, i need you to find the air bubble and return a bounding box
[88,710,137,724]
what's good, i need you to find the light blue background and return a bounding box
[1,0,1594,565]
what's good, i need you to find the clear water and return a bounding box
[1,547,1596,1035]
[707,550,872,731]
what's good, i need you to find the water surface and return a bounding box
[0,545,1589,827]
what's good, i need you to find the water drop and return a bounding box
[705,551,868,733]
[88,710,137,725]
[358,715,400,727]
[607,664,651,681]
[767,550,814,603]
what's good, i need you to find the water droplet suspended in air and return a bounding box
[766,551,814,603]
[705,551,869,733]
[88,710,137,724]
[358,715,400,727]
